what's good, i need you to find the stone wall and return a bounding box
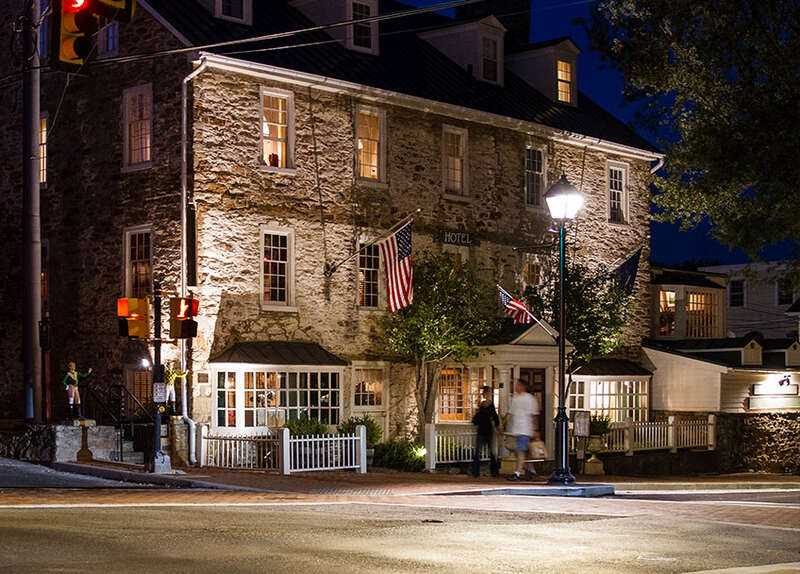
[0,423,122,463]
[716,412,800,474]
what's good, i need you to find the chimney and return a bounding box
[456,0,530,50]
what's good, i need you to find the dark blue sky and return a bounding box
[405,0,794,265]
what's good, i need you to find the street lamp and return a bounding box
[545,174,583,485]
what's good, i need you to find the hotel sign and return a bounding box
[436,230,479,246]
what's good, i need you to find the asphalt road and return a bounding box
[0,457,145,488]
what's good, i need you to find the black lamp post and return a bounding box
[545,174,583,485]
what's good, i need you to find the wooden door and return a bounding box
[518,368,546,439]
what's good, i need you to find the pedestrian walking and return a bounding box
[506,379,540,480]
[471,385,500,477]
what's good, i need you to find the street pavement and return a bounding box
[0,457,150,488]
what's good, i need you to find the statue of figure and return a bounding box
[164,362,187,414]
[61,361,92,420]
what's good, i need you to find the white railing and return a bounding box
[199,425,367,475]
[577,415,716,456]
[426,425,490,468]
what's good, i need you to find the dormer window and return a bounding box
[214,0,252,25]
[482,36,498,83]
[347,0,378,54]
[557,60,572,103]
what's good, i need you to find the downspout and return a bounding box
[181,56,209,465]
[650,156,665,174]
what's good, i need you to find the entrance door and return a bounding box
[518,368,546,439]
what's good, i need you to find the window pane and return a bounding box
[524,148,543,206]
[359,243,380,307]
[127,230,152,298]
[262,95,289,168]
[778,277,794,306]
[126,89,151,166]
[222,0,243,18]
[444,131,464,194]
[352,2,372,48]
[609,167,625,223]
[263,232,289,303]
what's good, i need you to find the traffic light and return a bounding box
[117,297,150,339]
[169,297,199,339]
[93,0,136,22]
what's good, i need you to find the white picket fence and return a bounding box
[586,415,716,455]
[424,424,492,471]
[199,425,367,475]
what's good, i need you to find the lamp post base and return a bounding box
[547,468,576,485]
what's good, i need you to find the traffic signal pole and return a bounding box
[22,0,43,423]
[147,282,171,473]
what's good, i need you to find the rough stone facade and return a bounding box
[717,412,800,474]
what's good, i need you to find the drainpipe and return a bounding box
[650,156,665,174]
[180,57,209,465]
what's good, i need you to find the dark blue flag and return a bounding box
[615,248,642,295]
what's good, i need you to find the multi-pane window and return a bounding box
[569,379,649,422]
[217,372,237,427]
[728,280,745,307]
[439,367,484,422]
[609,165,626,223]
[279,371,341,424]
[123,85,152,168]
[359,243,379,308]
[686,291,718,338]
[357,109,381,180]
[443,127,466,195]
[557,60,572,103]
[39,116,47,184]
[525,262,539,288]
[244,372,282,428]
[354,368,383,407]
[222,0,244,19]
[659,290,676,336]
[263,232,289,304]
[125,228,152,298]
[98,20,119,58]
[777,277,795,306]
[482,36,498,82]
[352,2,373,49]
[261,93,291,169]
[525,148,544,206]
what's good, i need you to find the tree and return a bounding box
[584,1,800,260]
[523,259,634,368]
[384,251,500,440]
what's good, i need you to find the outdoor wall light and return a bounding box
[141,358,151,368]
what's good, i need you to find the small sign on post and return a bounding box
[152,382,166,404]
[572,410,590,437]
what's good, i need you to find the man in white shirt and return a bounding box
[507,379,540,480]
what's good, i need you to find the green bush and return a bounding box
[372,440,426,472]
[285,415,329,436]
[337,415,383,448]
[589,414,612,436]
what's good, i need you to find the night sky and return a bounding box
[406,0,795,266]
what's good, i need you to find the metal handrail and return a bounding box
[77,383,120,425]
[110,384,154,423]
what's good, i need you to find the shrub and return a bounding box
[372,440,426,472]
[589,414,612,436]
[337,415,383,448]
[285,415,329,436]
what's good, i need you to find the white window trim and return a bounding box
[479,31,504,86]
[351,361,390,414]
[524,145,547,210]
[729,278,747,308]
[357,234,387,312]
[213,0,252,25]
[354,105,387,184]
[607,160,629,225]
[121,84,153,172]
[97,20,119,59]
[123,224,153,297]
[346,0,379,55]
[259,86,296,173]
[260,224,297,312]
[435,364,490,425]
[442,124,469,200]
[555,58,576,105]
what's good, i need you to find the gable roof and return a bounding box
[643,337,800,370]
[141,0,659,154]
[572,358,652,377]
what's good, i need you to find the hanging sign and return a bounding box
[435,230,479,246]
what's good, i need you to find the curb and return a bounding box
[425,484,615,498]
[600,482,800,492]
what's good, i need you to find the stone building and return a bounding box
[0,0,661,461]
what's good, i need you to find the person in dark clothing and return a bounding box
[471,385,500,477]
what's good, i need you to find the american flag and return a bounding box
[498,286,534,324]
[380,221,413,312]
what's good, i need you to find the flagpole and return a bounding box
[497,285,557,339]
[324,209,420,277]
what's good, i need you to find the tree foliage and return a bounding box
[384,251,500,439]
[524,258,633,367]
[584,1,800,259]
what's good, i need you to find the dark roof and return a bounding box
[651,270,724,289]
[209,341,348,366]
[643,337,800,370]
[483,318,538,345]
[508,36,579,54]
[573,358,652,377]
[787,299,800,314]
[143,0,659,154]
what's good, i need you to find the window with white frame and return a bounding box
[608,163,627,223]
[557,60,572,103]
[659,290,676,336]
[243,371,282,428]
[348,0,378,53]
[97,19,119,58]
[525,147,544,206]
[214,0,251,24]
[124,226,152,298]
[122,84,152,169]
[280,371,341,424]
[354,368,383,407]
[439,367,485,422]
[443,126,467,196]
[356,107,384,180]
[359,243,379,308]
[260,89,294,169]
[777,276,795,306]
[39,115,47,185]
[729,280,745,307]
[482,36,499,83]
[569,378,649,422]
[217,371,237,427]
[524,261,540,289]
[261,227,294,307]
[686,290,718,338]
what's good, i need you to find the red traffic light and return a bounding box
[170,297,199,320]
[64,0,88,13]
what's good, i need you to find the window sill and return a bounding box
[607,219,629,227]
[353,406,387,412]
[358,307,387,315]
[260,304,298,313]
[443,193,472,203]
[355,178,388,190]
[260,164,297,176]
[122,161,152,174]
[525,204,547,213]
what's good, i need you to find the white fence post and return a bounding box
[425,423,436,472]
[199,424,208,467]
[624,418,634,456]
[280,427,291,475]
[707,414,716,451]
[357,425,367,474]
[668,415,677,453]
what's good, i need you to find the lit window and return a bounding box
[482,36,498,82]
[777,277,795,306]
[222,0,243,19]
[659,290,676,336]
[97,20,119,58]
[443,126,467,195]
[729,280,744,307]
[352,2,373,49]
[525,148,544,206]
[359,243,379,308]
[216,372,237,427]
[439,367,484,421]
[123,85,152,168]
[356,109,382,180]
[124,227,152,298]
[687,291,718,338]
[557,60,572,103]
[609,164,627,223]
[525,262,539,288]
[570,379,649,422]
[39,116,47,185]
[262,232,289,304]
[354,369,383,407]
[244,372,282,428]
[261,92,293,169]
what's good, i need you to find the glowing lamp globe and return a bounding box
[545,174,584,221]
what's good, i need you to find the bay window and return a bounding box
[569,378,649,422]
